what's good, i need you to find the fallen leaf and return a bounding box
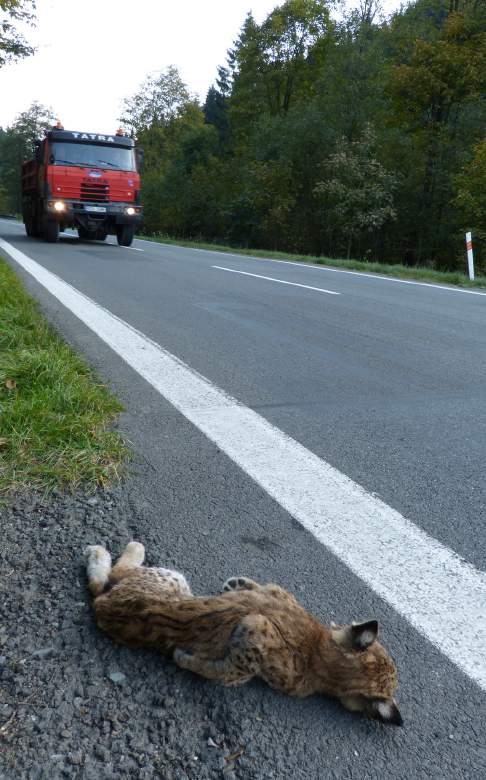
[5,379,17,390]
[225,750,244,763]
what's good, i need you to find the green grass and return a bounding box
[0,256,129,494]
[143,233,486,289]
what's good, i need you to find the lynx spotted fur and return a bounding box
[86,542,402,725]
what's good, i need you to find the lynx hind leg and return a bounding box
[156,567,192,597]
[174,616,264,686]
[110,541,145,582]
[85,545,112,596]
[222,576,261,593]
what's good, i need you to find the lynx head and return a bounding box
[330,619,403,726]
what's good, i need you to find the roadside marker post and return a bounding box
[466,231,475,281]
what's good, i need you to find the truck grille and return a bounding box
[80,182,109,202]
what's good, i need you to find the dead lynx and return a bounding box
[86,542,402,726]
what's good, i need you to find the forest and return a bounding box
[1,0,486,271]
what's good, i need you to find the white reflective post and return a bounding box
[466,232,474,281]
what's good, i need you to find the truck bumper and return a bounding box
[47,200,143,231]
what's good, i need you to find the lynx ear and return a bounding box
[371,698,403,727]
[350,620,379,650]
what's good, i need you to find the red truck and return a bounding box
[21,123,143,246]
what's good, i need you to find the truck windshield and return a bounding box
[50,142,135,171]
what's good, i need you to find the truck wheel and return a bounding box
[44,219,60,243]
[116,225,134,247]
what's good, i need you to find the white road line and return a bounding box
[212,265,340,296]
[2,236,486,692]
[121,246,144,252]
[134,238,486,297]
[250,256,486,297]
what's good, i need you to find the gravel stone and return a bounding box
[108,671,126,684]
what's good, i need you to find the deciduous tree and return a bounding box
[0,0,36,67]
[314,125,397,257]
[120,66,193,135]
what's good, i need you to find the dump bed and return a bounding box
[21,158,40,195]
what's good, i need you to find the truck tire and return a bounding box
[24,218,34,237]
[32,217,42,238]
[116,225,134,247]
[44,219,60,243]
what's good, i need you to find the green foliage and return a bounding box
[384,7,486,265]
[0,101,55,213]
[0,0,36,67]
[227,1,333,138]
[9,99,55,151]
[0,0,465,273]
[314,125,397,257]
[455,136,486,270]
[119,65,193,135]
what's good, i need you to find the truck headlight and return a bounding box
[125,206,136,216]
[53,201,65,212]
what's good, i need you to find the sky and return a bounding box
[0,0,402,133]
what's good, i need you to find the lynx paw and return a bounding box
[223,576,259,593]
[173,648,194,670]
[84,544,106,559]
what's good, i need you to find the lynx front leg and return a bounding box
[173,649,255,686]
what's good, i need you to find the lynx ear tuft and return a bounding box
[350,620,379,650]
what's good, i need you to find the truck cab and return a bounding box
[22,124,143,246]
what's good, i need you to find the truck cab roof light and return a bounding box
[55,120,64,130]
[116,127,124,136]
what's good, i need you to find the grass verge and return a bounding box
[142,234,486,289]
[0,256,129,494]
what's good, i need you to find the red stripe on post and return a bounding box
[467,241,473,251]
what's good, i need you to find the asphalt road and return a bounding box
[1,218,485,779]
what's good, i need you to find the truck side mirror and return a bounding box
[136,148,144,172]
